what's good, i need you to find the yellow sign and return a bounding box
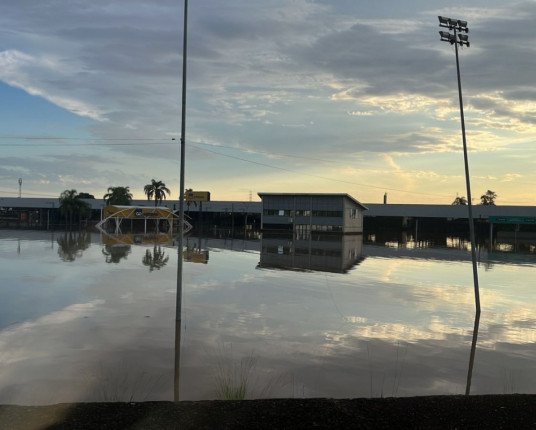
[185,189,210,202]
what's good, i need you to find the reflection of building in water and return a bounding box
[259,233,364,273]
[100,232,175,265]
[184,236,209,264]
[101,232,174,246]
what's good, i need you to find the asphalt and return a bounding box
[1,395,536,429]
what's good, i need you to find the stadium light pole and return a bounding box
[175,0,188,403]
[438,16,480,313]
[438,16,480,315]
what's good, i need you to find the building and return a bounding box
[258,193,367,234]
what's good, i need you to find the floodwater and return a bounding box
[0,229,535,405]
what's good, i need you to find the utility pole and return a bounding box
[18,178,22,198]
[175,0,188,403]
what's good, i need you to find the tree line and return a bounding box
[58,179,171,229]
[452,190,497,206]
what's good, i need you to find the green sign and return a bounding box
[489,216,536,225]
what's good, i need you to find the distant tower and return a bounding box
[249,190,252,202]
[383,192,387,204]
[18,178,22,198]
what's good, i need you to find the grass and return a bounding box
[214,351,257,400]
[212,345,290,400]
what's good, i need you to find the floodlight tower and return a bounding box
[438,16,480,315]
[18,178,22,198]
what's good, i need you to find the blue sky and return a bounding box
[1,0,535,204]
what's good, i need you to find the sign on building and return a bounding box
[185,189,210,202]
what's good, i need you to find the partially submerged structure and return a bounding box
[96,205,190,234]
[258,193,367,234]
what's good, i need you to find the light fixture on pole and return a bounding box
[438,15,480,393]
[18,178,22,198]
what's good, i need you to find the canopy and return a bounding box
[102,205,176,220]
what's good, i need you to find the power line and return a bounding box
[189,143,454,198]
[0,136,362,165]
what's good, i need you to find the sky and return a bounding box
[0,0,535,204]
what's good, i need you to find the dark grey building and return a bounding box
[258,193,367,234]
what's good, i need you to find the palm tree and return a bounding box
[480,190,497,206]
[103,186,133,206]
[143,179,170,207]
[59,189,91,229]
[452,196,468,205]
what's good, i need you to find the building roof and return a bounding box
[257,193,368,211]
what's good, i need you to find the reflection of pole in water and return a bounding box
[465,309,480,395]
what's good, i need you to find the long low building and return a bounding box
[1,197,536,221]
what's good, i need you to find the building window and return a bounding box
[310,225,342,232]
[349,209,359,219]
[264,209,291,216]
[312,210,343,217]
[295,210,311,217]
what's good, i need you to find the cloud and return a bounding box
[0,0,535,200]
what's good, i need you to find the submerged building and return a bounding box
[258,193,367,234]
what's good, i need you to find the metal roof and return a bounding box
[257,192,368,211]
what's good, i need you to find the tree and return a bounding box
[452,196,468,205]
[143,179,170,207]
[78,192,95,199]
[59,189,91,229]
[103,186,133,206]
[480,190,497,206]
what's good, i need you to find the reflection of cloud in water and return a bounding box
[0,300,105,365]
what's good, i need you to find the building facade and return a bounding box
[258,193,367,234]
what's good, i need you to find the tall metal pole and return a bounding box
[175,0,188,403]
[453,28,480,314]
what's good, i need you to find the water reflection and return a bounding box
[258,233,364,273]
[57,231,92,262]
[3,229,536,404]
[142,246,170,271]
[184,236,209,264]
[100,232,175,265]
[465,310,480,395]
[102,244,131,264]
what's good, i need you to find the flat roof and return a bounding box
[258,193,368,211]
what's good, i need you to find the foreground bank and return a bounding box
[1,395,536,429]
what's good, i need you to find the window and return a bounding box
[349,209,359,219]
[312,210,343,218]
[263,209,291,216]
